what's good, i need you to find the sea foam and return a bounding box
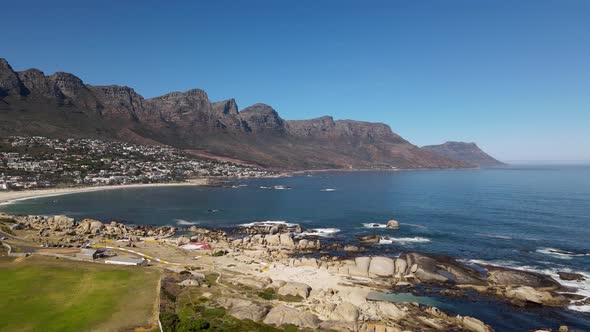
[174,219,199,226]
[379,236,431,244]
[299,228,341,237]
[466,258,590,313]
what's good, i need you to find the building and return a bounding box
[104,257,148,266]
[78,248,105,260]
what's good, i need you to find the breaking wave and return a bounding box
[466,258,590,313]
[379,236,431,244]
[174,219,199,226]
[536,247,590,260]
[299,228,341,237]
[362,223,387,229]
[239,220,297,227]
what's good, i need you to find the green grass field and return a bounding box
[0,256,160,332]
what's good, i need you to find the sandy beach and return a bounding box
[0,179,210,205]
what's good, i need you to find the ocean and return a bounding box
[2,165,590,330]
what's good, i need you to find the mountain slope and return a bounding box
[421,141,504,167]
[0,58,470,170]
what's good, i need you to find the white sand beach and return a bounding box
[0,179,210,205]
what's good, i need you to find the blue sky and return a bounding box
[2,0,589,161]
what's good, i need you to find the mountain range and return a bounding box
[0,58,501,169]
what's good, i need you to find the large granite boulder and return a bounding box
[263,305,320,328]
[279,233,296,248]
[356,234,380,244]
[487,266,562,288]
[228,302,269,321]
[503,286,569,307]
[386,219,400,229]
[355,257,372,274]
[278,281,312,299]
[329,302,359,322]
[369,257,395,277]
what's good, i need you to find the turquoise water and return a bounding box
[2,165,590,330]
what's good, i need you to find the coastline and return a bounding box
[0,179,210,206]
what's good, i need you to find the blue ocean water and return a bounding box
[2,165,590,330]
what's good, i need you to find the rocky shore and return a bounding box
[0,213,583,331]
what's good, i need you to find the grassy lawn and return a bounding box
[0,256,160,332]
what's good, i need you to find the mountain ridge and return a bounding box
[422,141,505,167]
[1,58,472,170]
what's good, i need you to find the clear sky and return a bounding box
[2,0,589,161]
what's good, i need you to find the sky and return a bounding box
[2,0,589,162]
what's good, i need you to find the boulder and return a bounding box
[558,272,586,281]
[329,302,359,322]
[265,234,281,246]
[369,257,395,277]
[487,266,561,288]
[394,258,407,276]
[357,234,380,244]
[178,279,200,286]
[263,305,320,328]
[504,286,569,307]
[375,302,406,320]
[319,320,357,331]
[343,245,362,252]
[229,276,272,290]
[278,281,312,298]
[279,233,296,248]
[386,219,400,229]
[355,257,372,274]
[458,315,492,332]
[229,302,269,321]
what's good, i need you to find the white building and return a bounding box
[104,257,147,266]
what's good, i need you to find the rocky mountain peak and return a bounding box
[212,98,239,115]
[240,103,286,133]
[0,58,25,97]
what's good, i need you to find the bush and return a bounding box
[1,225,15,236]
[257,288,277,300]
[160,312,180,332]
[0,217,16,224]
[211,250,227,257]
[175,318,210,332]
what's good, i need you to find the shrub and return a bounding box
[1,225,15,236]
[159,312,180,332]
[0,217,16,224]
[175,318,210,332]
[211,250,227,257]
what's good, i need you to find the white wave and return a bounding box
[536,247,590,260]
[239,220,297,227]
[477,233,513,240]
[174,219,198,226]
[402,223,428,229]
[299,228,341,237]
[466,258,590,313]
[362,223,387,229]
[379,236,431,244]
[320,188,337,192]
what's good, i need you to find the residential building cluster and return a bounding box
[0,136,275,190]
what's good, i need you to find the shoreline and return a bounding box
[0,179,210,206]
